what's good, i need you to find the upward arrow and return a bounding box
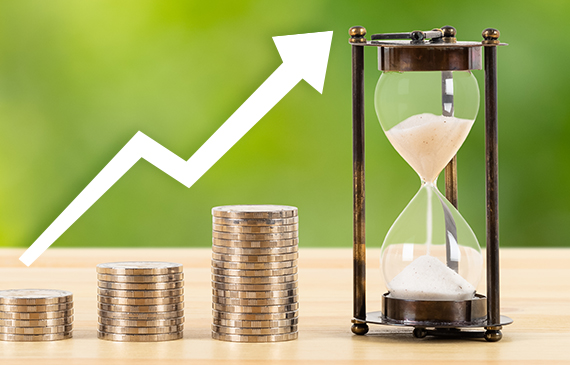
[19,31,334,266]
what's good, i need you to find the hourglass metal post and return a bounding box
[349,25,511,341]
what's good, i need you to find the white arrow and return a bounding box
[19,31,333,266]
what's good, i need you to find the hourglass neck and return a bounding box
[420,178,437,188]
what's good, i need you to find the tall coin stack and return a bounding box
[96,261,184,342]
[211,205,299,343]
[0,289,73,342]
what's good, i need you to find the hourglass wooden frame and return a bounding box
[349,25,512,341]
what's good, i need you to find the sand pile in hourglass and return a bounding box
[385,112,474,184]
[384,112,476,300]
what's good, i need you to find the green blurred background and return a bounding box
[1,0,568,250]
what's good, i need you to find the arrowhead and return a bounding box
[273,31,333,94]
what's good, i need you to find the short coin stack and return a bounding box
[211,205,299,342]
[0,289,73,342]
[96,261,184,342]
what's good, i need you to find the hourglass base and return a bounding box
[353,293,513,341]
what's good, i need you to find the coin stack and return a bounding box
[96,261,184,342]
[211,205,299,343]
[0,289,73,342]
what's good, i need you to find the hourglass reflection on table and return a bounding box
[349,26,512,341]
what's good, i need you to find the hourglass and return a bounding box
[349,26,512,341]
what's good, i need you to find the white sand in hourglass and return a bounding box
[384,113,476,300]
[385,113,474,184]
[388,255,475,300]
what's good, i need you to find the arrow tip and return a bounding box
[273,31,333,94]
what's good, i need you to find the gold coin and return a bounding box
[0,332,72,342]
[97,295,183,306]
[97,331,183,342]
[97,303,184,313]
[97,288,184,298]
[97,273,184,283]
[213,216,298,227]
[0,309,74,320]
[212,231,298,241]
[99,316,184,327]
[212,295,298,306]
[211,252,298,263]
[211,331,297,342]
[212,224,298,234]
[212,324,297,335]
[211,281,298,292]
[211,274,298,285]
[212,309,298,321]
[0,324,73,335]
[211,266,297,277]
[0,316,73,327]
[0,289,73,305]
[212,316,298,328]
[0,302,73,313]
[98,309,184,320]
[98,280,184,290]
[212,205,298,219]
[96,261,183,275]
[212,288,298,299]
[98,324,183,335]
[212,302,299,313]
[211,259,296,270]
[213,238,298,248]
[212,245,297,256]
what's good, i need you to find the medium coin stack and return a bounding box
[211,205,299,343]
[96,261,184,342]
[0,289,73,342]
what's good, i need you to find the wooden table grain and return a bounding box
[0,248,568,364]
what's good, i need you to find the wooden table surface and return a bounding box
[0,247,568,364]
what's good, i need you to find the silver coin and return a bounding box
[97,273,184,283]
[0,332,72,342]
[212,302,299,313]
[97,288,184,298]
[0,289,73,305]
[211,245,298,256]
[98,309,184,320]
[98,323,183,335]
[212,295,298,306]
[98,281,184,290]
[213,238,298,248]
[212,273,298,285]
[212,316,298,328]
[212,324,297,335]
[0,302,73,313]
[212,309,298,321]
[97,295,183,306]
[0,316,73,327]
[211,281,298,292]
[0,309,74,320]
[0,324,73,335]
[213,216,298,226]
[97,303,184,313]
[211,266,297,277]
[213,231,298,241]
[96,262,183,275]
[97,331,182,342]
[211,331,297,342]
[98,316,184,327]
[211,259,297,270]
[211,252,299,263]
[212,224,298,234]
[212,205,298,219]
[212,288,298,299]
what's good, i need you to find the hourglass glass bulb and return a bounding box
[375,70,483,301]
